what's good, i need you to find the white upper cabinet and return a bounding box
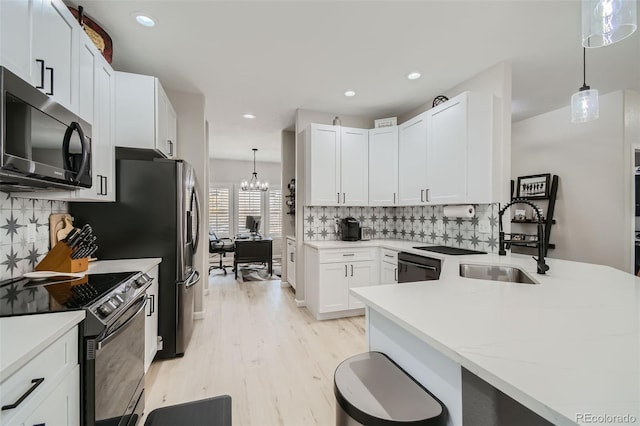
[398,111,428,205]
[369,126,399,206]
[1,0,78,113]
[305,124,368,206]
[114,71,178,159]
[77,32,96,124]
[426,91,493,204]
[340,127,368,206]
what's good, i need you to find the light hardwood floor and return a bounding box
[143,271,366,425]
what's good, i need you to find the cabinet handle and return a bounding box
[394,268,397,282]
[343,193,345,204]
[342,253,355,257]
[103,176,108,196]
[421,189,424,202]
[168,140,173,156]
[97,174,103,196]
[151,294,155,314]
[345,265,348,277]
[384,254,393,258]
[393,192,396,204]
[426,188,430,202]
[1,378,44,410]
[337,192,340,204]
[350,264,353,276]
[35,59,45,89]
[290,253,293,262]
[45,67,54,96]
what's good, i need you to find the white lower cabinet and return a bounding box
[380,248,398,284]
[144,264,160,372]
[286,238,297,290]
[305,247,378,320]
[0,326,80,426]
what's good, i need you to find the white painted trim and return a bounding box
[194,311,205,320]
[294,298,306,307]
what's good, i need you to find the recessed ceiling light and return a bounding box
[407,72,421,80]
[242,113,256,119]
[344,90,356,97]
[135,14,156,27]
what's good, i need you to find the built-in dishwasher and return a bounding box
[397,252,441,283]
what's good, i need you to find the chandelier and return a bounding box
[241,148,268,191]
[570,48,599,123]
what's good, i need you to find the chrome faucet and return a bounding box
[498,199,549,275]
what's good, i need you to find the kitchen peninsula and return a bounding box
[350,250,639,426]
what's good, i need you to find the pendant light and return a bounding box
[571,48,599,123]
[582,0,637,48]
[240,148,268,191]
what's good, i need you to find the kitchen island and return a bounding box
[350,250,639,426]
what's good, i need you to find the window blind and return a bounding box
[208,187,230,237]
[268,189,282,237]
[237,190,262,233]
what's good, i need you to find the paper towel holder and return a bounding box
[443,204,476,219]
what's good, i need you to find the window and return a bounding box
[208,186,231,237]
[237,190,262,234]
[268,189,282,237]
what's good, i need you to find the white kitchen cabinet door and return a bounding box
[32,0,77,112]
[22,365,80,426]
[115,72,177,159]
[340,127,369,206]
[318,263,349,313]
[306,124,341,206]
[380,262,397,285]
[398,111,429,205]
[144,265,159,372]
[426,91,493,205]
[0,0,35,81]
[427,96,467,204]
[348,261,376,309]
[77,32,96,124]
[369,126,399,206]
[286,239,296,289]
[71,56,114,201]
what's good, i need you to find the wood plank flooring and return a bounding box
[143,272,366,425]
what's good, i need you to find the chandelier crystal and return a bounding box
[241,148,268,191]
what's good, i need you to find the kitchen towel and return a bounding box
[443,204,475,218]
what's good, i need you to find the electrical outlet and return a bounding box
[478,222,490,233]
[26,224,37,243]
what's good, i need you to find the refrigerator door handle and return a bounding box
[183,270,201,288]
[191,188,201,253]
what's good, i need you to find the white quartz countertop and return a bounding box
[88,258,161,274]
[345,241,640,425]
[0,311,85,382]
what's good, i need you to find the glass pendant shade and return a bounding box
[571,88,599,123]
[241,149,268,191]
[582,0,638,47]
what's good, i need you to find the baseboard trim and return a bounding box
[194,311,205,320]
[295,298,306,307]
[280,281,291,288]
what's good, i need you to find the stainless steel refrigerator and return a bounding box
[71,157,201,358]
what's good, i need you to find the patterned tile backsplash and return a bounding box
[304,204,500,253]
[0,194,68,281]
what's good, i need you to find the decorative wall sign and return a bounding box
[516,173,551,199]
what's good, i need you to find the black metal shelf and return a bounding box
[510,174,559,256]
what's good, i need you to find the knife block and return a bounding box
[35,242,89,273]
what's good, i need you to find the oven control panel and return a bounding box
[93,272,153,321]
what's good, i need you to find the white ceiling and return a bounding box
[68,1,640,163]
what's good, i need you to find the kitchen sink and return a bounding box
[459,264,538,284]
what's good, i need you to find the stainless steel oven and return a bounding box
[397,252,441,283]
[93,294,147,426]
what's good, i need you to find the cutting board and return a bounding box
[49,213,74,249]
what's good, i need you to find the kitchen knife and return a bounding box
[86,245,98,259]
[70,225,92,250]
[62,228,79,244]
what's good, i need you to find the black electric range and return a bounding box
[0,272,152,333]
[413,245,487,256]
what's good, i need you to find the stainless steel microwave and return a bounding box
[0,66,92,191]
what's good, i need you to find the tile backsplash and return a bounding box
[0,194,68,281]
[304,204,499,253]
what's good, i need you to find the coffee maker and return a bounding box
[340,217,361,241]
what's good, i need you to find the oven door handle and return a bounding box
[397,260,437,271]
[98,295,147,350]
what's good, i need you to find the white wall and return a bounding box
[166,89,208,315]
[512,91,639,272]
[281,131,296,283]
[209,158,281,186]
